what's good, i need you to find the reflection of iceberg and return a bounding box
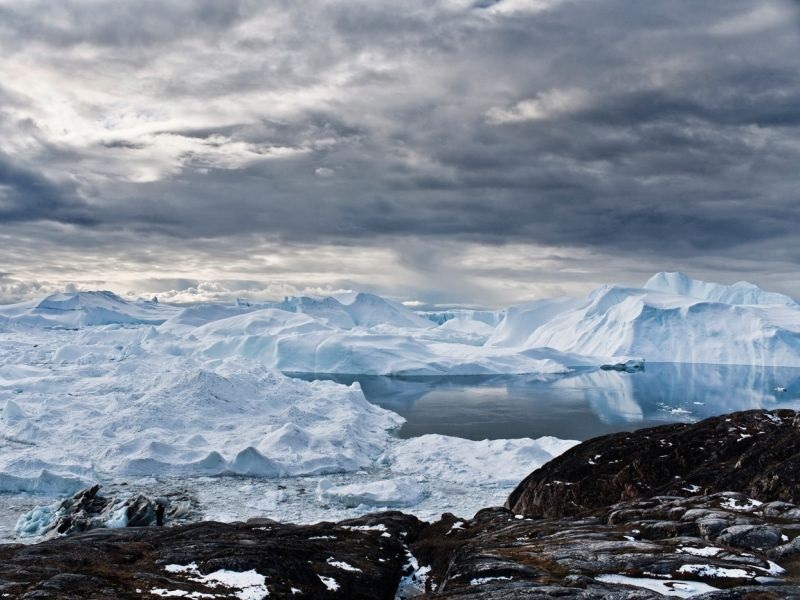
[565,363,800,426]
[552,369,644,424]
[629,362,800,415]
[300,365,800,441]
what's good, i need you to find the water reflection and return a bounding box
[293,363,800,441]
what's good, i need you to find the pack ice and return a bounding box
[0,290,578,504]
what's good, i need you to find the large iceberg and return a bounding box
[493,274,800,366]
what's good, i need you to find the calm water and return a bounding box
[296,363,800,441]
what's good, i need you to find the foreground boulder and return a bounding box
[506,409,800,518]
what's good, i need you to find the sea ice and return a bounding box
[316,477,427,508]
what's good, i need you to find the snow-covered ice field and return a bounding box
[3,272,800,542]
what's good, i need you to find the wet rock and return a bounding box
[506,409,800,518]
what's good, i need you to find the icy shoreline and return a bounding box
[6,432,579,543]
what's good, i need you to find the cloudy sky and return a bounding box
[1,0,799,307]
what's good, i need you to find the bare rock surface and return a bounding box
[506,409,800,519]
[0,512,422,599]
[411,494,800,598]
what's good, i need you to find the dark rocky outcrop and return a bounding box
[3,492,800,598]
[506,409,800,518]
[0,512,423,599]
[411,494,800,598]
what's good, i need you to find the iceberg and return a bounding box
[0,291,178,329]
[491,273,800,367]
[316,477,427,508]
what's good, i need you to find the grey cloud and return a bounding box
[0,154,97,225]
[0,0,799,303]
[0,1,249,50]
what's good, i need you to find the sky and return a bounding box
[1,0,799,308]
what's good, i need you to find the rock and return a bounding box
[506,409,800,518]
[0,512,423,599]
[17,485,178,539]
[407,500,800,598]
[3,496,800,598]
[768,535,800,561]
[715,524,784,550]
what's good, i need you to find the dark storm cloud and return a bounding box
[1,0,799,302]
[0,153,96,225]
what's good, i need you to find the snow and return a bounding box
[677,546,722,557]
[677,564,753,578]
[720,497,763,511]
[395,549,430,598]
[596,574,719,597]
[318,575,340,591]
[340,523,388,532]
[151,589,214,598]
[326,557,362,572]
[470,576,512,585]
[160,564,268,600]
